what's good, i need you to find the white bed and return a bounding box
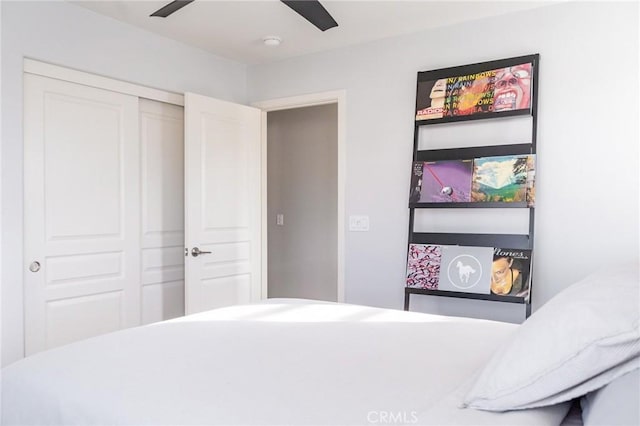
[1,299,570,425]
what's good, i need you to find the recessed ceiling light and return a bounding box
[262,36,282,47]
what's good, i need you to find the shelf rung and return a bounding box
[410,201,530,209]
[405,287,528,305]
[415,143,533,162]
[410,232,532,249]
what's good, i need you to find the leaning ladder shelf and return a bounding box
[404,54,540,320]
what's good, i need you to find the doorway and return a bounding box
[267,105,337,301]
[255,91,345,303]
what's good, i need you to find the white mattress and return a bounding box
[1,299,570,425]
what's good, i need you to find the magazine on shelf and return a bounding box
[438,246,493,294]
[471,155,533,203]
[490,248,532,299]
[406,244,442,289]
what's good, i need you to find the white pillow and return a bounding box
[581,368,640,426]
[462,263,640,411]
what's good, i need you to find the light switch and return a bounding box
[349,215,369,232]
[276,214,284,226]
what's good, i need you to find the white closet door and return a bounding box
[139,98,185,324]
[24,74,140,355]
[184,93,262,314]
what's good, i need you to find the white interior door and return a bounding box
[139,99,185,324]
[24,74,140,355]
[184,93,262,314]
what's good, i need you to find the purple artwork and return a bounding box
[406,244,442,289]
[420,160,473,203]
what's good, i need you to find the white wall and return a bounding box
[1,0,247,366]
[2,0,638,365]
[267,104,338,301]
[248,1,640,322]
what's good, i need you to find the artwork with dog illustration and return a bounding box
[406,244,442,289]
[438,246,493,294]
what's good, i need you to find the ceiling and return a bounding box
[72,1,552,65]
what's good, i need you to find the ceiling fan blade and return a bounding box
[150,0,195,18]
[281,0,338,31]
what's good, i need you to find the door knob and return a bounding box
[191,247,212,257]
[29,261,41,272]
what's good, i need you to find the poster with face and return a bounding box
[491,248,532,298]
[493,63,532,112]
[415,60,534,121]
[415,78,447,120]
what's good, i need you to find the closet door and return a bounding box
[184,93,262,314]
[24,74,140,355]
[139,99,185,324]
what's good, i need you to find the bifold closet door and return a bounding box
[24,74,141,355]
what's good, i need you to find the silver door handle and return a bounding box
[29,261,41,272]
[191,247,212,257]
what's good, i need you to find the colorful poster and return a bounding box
[443,70,496,117]
[492,63,532,113]
[421,160,473,203]
[406,244,442,289]
[471,155,531,203]
[491,248,532,299]
[438,246,493,294]
[415,61,533,121]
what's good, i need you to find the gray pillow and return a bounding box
[581,368,640,426]
[462,263,640,411]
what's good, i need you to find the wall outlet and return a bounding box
[276,213,284,226]
[349,215,369,232]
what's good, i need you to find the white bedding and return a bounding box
[1,299,570,425]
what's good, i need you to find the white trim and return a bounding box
[252,90,344,111]
[23,58,184,106]
[253,90,346,303]
[259,110,269,302]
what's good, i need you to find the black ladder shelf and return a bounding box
[404,54,540,320]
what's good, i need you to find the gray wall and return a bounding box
[267,105,338,301]
[1,0,247,366]
[248,1,640,322]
